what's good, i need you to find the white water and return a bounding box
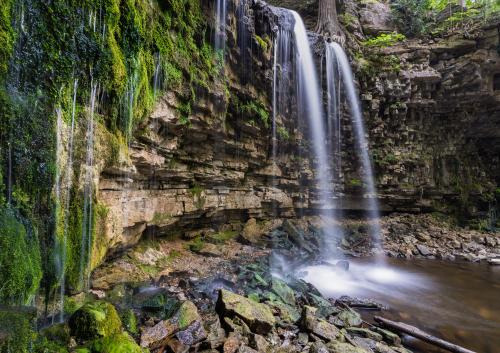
[291,12,342,250]
[326,42,382,251]
[215,0,227,52]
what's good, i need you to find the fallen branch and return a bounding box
[374,316,476,353]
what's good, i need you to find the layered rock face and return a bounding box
[93,0,500,261]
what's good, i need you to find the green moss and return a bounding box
[188,236,205,252]
[277,126,290,140]
[120,309,138,335]
[0,0,14,82]
[87,332,146,353]
[0,207,42,304]
[254,34,270,52]
[69,301,122,341]
[233,96,270,128]
[0,308,37,353]
[363,32,406,48]
[348,179,362,187]
[207,230,238,244]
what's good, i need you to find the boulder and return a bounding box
[240,218,262,244]
[87,332,146,353]
[302,306,340,341]
[331,309,362,328]
[140,300,202,349]
[217,289,275,335]
[327,341,370,353]
[69,301,122,340]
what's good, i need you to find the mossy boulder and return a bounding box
[87,332,147,353]
[301,306,340,342]
[69,301,122,341]
[140,300,202,349]
[217,289,275,335]
[40,323,71,346]
[271,279,296,306]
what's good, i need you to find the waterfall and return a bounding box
[272,11,342,255]
[79,80,98,291]
[325,46,342,179]
[291,12,342,250]
[326,42,382,250]
[215,0,227,53]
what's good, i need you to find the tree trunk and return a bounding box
[315,0,345,44]
[458,0,466,8]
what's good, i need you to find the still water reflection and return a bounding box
[299,258,500,353]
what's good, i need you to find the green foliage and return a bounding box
[188,237,205,252]
[348,179,362,187]
[363,32,406,48]
[120,309,138,335]
[0,207,42,304]
[391,0,430,36]
[233,96,270,128]
[254,34,270,52]
[207,230,238,244]
[0,309,37,353]
[0,0,14,81]
[277,126,290,140]
[339,13,357,28]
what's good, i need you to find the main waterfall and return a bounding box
[272,11,343,255]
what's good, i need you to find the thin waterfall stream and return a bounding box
[326,42,382,251]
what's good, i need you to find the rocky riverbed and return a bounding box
[22,213,499,353]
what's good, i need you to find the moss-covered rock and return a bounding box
[0,308,37,353]
[217,289,275,335]
[69,301,122,341]
[87,332,147,353]
[0,208,42,304]
[140,300,201,349]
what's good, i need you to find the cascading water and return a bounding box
[79,80,98,291]
[290,11,342,251]
[326,42,382,251]
[215,0,227,53]
[325,46,342,179]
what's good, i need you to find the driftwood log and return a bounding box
[374,316,476,353]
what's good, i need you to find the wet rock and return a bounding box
[271,279,296,306]
[415,244,432,256]
[238,345,259,353]
[347,327,383,341]
[224,332,242,353]
[310,341,330,353]
[217,289,275,335]
[140,300,201,349]
[249,333,270,352]
[373,328,401,346]
[198,243,223,257]
[302,306,340,341]
[69,301,122,340]
[331,309,362,328]
[326,341,369,353]
[336,260,350,271]
[241,218,263,244]
[175,319,207,346]
[201,316,226,350]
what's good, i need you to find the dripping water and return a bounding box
[79,79,98,291]
[326,42,382,252]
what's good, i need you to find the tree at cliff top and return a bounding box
[315,0,345,44]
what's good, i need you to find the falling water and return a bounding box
[326,42,382,250]
[290,11,342,251]
[325,46,342,179]
[56,79,78,321]
[79,80,98,291]
[215,0,227,52]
